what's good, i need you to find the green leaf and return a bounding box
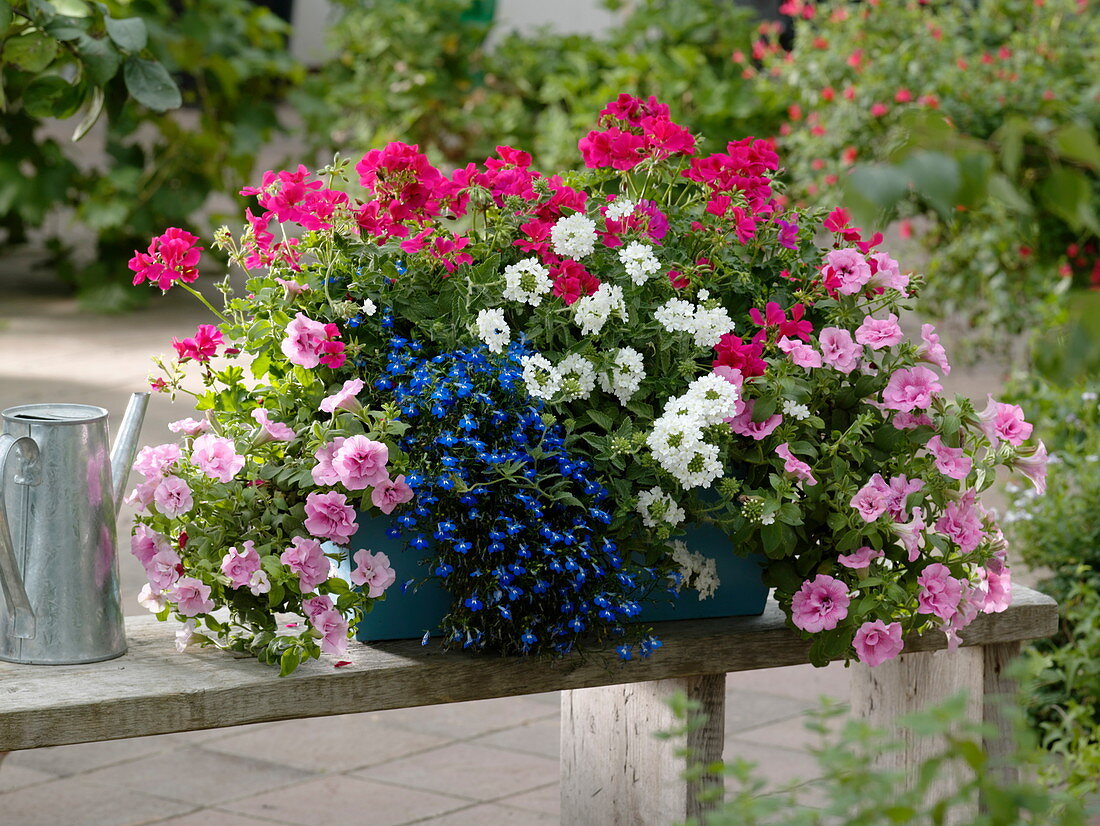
[751,397,776,422]
[843,163,910,225]
[104,14,147,52]
[3,31,60,73]
[45,14,90,40]
[123,56,181,111]
[586,408,614,432]
[52,0,91,15]
[23,75,83,118]
[0,2,12,38]
[1039,167,1100,234]
[279,646,301,677]
[760,522,790,559]
[76,33,121,85]
[71,85,103,140]
[987,174,1033,215]
[900,150,960,216]
[1053,122,1100,171]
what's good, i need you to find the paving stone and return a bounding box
[8,730,225,778]
[222,775,466,826]
[353,742,557,801]
[0,776,193,826]
[725,662,851,701]
[470,717,560,760]
[728,712,831,753]
[723,689,814,734]
[496,782,560,816]
[0,762,56,792]
[144,810,285,826]
[78,745,309,805]
[724,742,823,788]
[404,802,558,825]
[370,696,557,740]
[205,714,452,773]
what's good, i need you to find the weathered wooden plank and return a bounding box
[850,647,984,826]
[982,641,1023,796]
[561,674,725,826]
[0,585,1055,752]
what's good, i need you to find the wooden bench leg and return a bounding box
[982,641,1022,792]
[561,674,725,826]
[851,647,983,825]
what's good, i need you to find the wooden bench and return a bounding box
[0,585,1056,825]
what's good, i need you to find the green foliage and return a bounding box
[304,0,781,168]
[766,0,1100,355]
[668,693,1087,825]
[0,0,301,309]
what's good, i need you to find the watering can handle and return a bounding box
[0,434,39,640]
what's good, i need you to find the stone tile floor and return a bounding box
[0,266,1027,825]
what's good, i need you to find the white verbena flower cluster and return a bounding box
[519,352,598,402]
[503,257,553,306]
[618,241,660,286]
[605,197,636,222]
[550,213,598,260]
[521,354,560,400]
[782,399,811,420]
[573,283,627,336]
[668,540,719,600]
[645,374,740,489]
[475,308,510,354]
[654,297,736,348]
[636,486,686,528]
[597,346,645,404]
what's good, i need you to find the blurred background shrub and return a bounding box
[763,0,1100,358]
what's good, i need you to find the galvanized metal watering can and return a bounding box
[0,393,148,664]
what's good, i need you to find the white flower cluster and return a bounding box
[645,374,740,489]
[573,283,627,336]
[618,241,660,286]
[521,354,560,400]
[556,353,597,401]
[605,197,636,222]
[475,308,510,354]
[654,297,736,349]
[550,213,598,260]
[362,299,377,317]
[782,399,811,420]
[597,347,645,404]
[503,257,552,306]
[636,486,686,528]
[668,540,719,600]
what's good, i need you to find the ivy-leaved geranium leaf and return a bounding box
[0,2,12,39]
[123,57,181,111]
[104,14,147,52]
[76,33,121,85]
[23,75,83,119]
[3,31,60,73]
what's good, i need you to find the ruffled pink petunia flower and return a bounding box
[251,409,296,444]
[221,541,261,589]
[917,324,951,375]
[170,577,216,617]
[775,443,818,485]
[191,434,246,483]
[1009,440,1048,494]
[726,400,782,441]
[977,395,1033,446]
[850,474,891,522]
[311,608,350,657]
[312,437,346,487]
[131,523,171,567]
[925,435,972,480]
[790,574,850,633]
[371,475,415,515]
[132,443,181,480]
[303,491,358,545]
[854,313,903,350]
[332,435,390,491]
[153,475,193,518]
[280,536,332,592]
[168,417,211,437]
[866,252,908,294]
[853,620,904,667]
[916,562,964,621]
[881,366,942,412]
[351,549,398,598]
[320,379,365,415]
[935,490,985,553]
[837,546,884,570]
[818,327,861,373]
[822,248,872,295]
[777,336,823,369]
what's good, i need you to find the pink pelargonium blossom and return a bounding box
[191,434,246,483]
[350,549,398,598]
[251,408,296,443]
[916,562,964,621]
[153,475,193,518]
[332,435,390,491]
[837,546,884,570]
[777,336,823,369]
[170,577,216,617]
[303,491,358,545]
[167,417,211,437]
[311,437,346,487]
[818,327,861,373]
[850,474,891,522]
[853,620,904,667]
[172,324,224,363]
[280,312,347,369]
[726,400,783,441]
[790,574,850,633]
[1010,440,1048,495]
[312,608,350,657]
[925,435,972,481]
[881,365,942,412]
[132,443,181,480]
[822,248,872,294]
[371,475,415,515]
[280,536,332,592]
[935,491,985,553]
[131,523,171,567]
[977,395,1033,446]
[144,548,182,592]
[854,313,903,350]
[221,541,261,589]
[129,227,203,291]
[320,379,365,414]
[775,443,818,485]
[917,324,951,375]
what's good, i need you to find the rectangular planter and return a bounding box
[334,513,768,643]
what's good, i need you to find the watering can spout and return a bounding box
[110,392,149,518]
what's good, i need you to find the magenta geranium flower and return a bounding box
[129,228,204,291]
[172,324,224,363]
